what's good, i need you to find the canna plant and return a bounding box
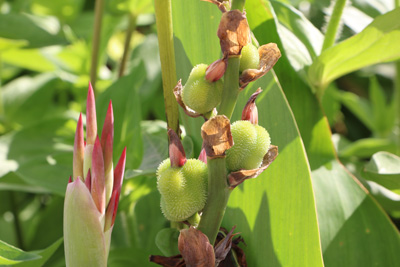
[63,83,127,266]
[151,0,280,265]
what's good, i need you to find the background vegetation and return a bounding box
[0,0,399,266]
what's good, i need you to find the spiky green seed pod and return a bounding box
[157,158,208,222]
[239,44,259,72]
[182,64,223,114]
[226,120,270,172]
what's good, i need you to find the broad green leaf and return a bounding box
[0,117,74,195]
[2,48,56,72]
[173,1,324,266]
[256,1,400,265]
[14,238,63,267]
[309,7,400,90]
[129,191,166,254]
[363,152,400,191]
[0,240,40,265]
[97,65,145,169]
[0,13,67,48]
[2,74,61,126]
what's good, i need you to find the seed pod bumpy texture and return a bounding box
[226,120,270,172]
[239,44,260,72]
[157,159,208,222]
[182,64,223,114]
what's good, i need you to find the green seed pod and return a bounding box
[157,158,208,222]
[226,120,270,172]
[182,64,223,114]
[239,44,259,72]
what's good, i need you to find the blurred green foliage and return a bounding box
[0,0,399,266]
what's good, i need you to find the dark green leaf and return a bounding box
[0,240,40,265]
[155,228,180,257]
[0,14,67,48]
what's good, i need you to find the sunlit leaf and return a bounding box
[256,1,400,265]
[363,152,400,191]
[309,7,400,90]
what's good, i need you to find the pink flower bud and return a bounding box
[205,58,227,82]
[242,88,262,124]
[86,82,97,145]
[168,129,187,168]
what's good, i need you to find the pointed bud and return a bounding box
[104,134,114,206]
[113,147,126,196]
[205,58,227,82]
[101,101,114,155]
[68,176,73,183]
[86,82,97,145]
[64,178,107,266]
[104,190,120,232]
[168,129,186,168]
[91,137,106,214]
[85,169,92,192]
[199,147,207,164]
[242,88,262,124]
[73,114,84,181]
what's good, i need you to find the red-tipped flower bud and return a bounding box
[205,58,227,82]
[168,129,187,168]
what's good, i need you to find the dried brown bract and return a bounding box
[228,145,278,189]
[239,43,281,89]
[218,10,250,56]
[178,227,215,267]
[201,115,233,159]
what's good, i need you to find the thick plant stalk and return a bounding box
[198,0,246,245]
[218,57,241,119]
[90,0,105,89]
[321,0,347,52]
[197,158,230,244]
[154,0,180,135]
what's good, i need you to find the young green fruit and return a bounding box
[239,44,259,72]
[182,64,223,114]
[157,158,208,222]
[226,120,270,172]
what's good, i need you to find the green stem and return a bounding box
[197,0,245,245]
[197,158,231,244]
[118,14,137,78]
[90,0,105,90]
[154,0,180,135]
[231,0,246,11]
[321,0,347,52]
[218,57,241,119]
